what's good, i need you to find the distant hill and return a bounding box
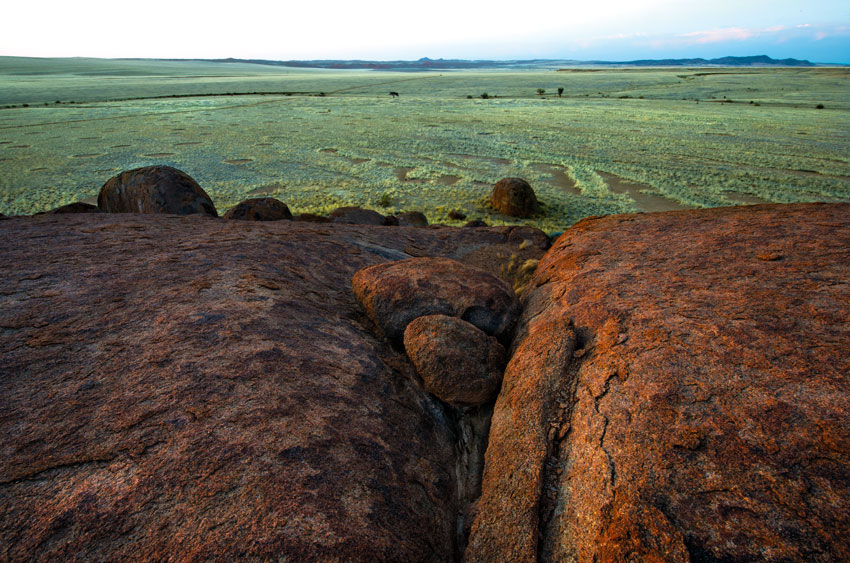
[196,54,815,71]
[603,55,814,67]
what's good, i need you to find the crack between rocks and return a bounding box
[0,439,167,487]
[536,322,584,562]
[0,455,118,487]
[593,371,621,490]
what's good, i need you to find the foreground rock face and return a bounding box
[467,203,850,562]
[98,165,218,216]
[491,177,539,217]
[0,214,544,561]
[352,257,520,344]
[223,197,293,221]
[404,315,506,407]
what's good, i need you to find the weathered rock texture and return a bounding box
[0,214,545,561]
[352,257,520,344]
[467,203,850,562]
[491,177,539,217]
[98,165,218,216]
[404,315,506,407]
[223,197,293,221]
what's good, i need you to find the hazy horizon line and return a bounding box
[2,53,847,65]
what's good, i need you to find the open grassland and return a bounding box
[1,57,848,230]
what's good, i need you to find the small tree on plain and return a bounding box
[558,87,564,97]
[537,88,545,96]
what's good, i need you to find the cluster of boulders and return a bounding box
[352,257,519,407]
[30,165,542,223]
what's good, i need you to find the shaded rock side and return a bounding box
[467,203,850,562]
[404,315,506,407]
[223,197,293,221]
[352,257,520,344]
[0,214,542,561]
[43,202,101,214]
[98,165,218,216]
[329,206,388,225]
[491,177,539,217]
[396,211,428,227]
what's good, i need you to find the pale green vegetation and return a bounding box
[1,57,848,230]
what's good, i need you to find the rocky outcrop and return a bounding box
[491,177,539,217]
[467,203,850,562]
[4,202,847,561]
[98,165,218,216]
[329,206,388,225]
[0,214,545,561]
[352,257,520,344]
[404,315,506,407]
[223,197,293,221]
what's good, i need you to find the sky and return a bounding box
[1,0,849,63]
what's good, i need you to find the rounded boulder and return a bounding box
[352,257,519,344]
[404,315,506,406]
[98,166,218,216]
[223,198,292,221]
[491,178,539,217]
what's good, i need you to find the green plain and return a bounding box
[1,56,848,230]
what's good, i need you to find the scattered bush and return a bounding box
[467,95,473,99]
[557,87,564,97]
[378,192,392,208]
[481,93,489,99]
[816,104,825,109]
[536,88,545,96]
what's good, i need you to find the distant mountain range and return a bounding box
[199,55,816,71]
[609,55,814,67]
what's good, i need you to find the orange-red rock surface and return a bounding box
[3,202,849,562]
[0,214,544,561]
[467,203,850,562]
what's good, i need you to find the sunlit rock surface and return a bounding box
[467,203,850,562]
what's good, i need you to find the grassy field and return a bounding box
[1,57,848,230]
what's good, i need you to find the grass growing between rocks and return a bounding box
[1,58,848,230]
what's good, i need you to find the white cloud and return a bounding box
[680,27,756,44]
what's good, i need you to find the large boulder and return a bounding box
[404,315,506,407]
[98,165,218,216]
[0,215,550,561]
[467,203,850,562]
[223,197,293,221]
[491,177,539,217]
[352,257,520,344]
